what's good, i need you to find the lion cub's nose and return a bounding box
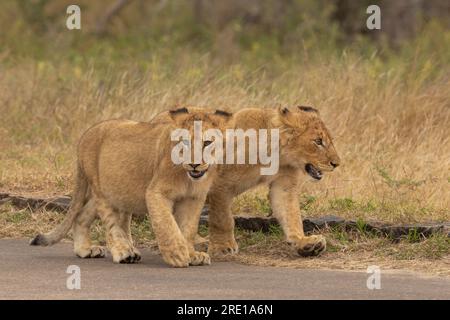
[191,164,200,169]
[330,161,339,168]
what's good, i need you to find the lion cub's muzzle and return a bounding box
[183,163,210,180]
[305,160,340,180]
[305,163,323,180]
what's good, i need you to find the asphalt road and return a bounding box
[0,239,448,299]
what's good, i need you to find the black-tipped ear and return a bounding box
[169,107,189,116]
[277,105,291,118]
[297,105,318,113]
[214,109,232,118]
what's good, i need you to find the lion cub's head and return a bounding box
[277,105,340,180]
[168,107,232,181]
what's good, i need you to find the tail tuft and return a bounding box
[30,234,49,246]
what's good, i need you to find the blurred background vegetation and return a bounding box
[1,0,449,66]
[0,0,449,223]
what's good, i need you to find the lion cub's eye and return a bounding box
[314,138,323,146]
[182,140,190,146]
[203,140,213,148]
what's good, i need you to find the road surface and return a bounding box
[0,239,448,299]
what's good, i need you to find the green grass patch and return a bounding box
[382,234,450,260]
[5,210,30,224]
[329,198,356,211]
[254,196,271,215]
[299,195,317,211]
[376,166,425,189]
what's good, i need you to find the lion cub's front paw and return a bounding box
[289,235,326,257]
[161,246,190,268]
[189,251,211,266]
[208,239,239,257]
[111,246,141,264]
[75,245,107,259]
[132,246,142,259]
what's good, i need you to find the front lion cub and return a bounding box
[31,107,232,267]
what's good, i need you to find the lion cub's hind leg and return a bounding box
[174,197,211,266]
[118,211,141,261]
[72,198,107,259]
[96,198,140,264]
[207,192,239,257]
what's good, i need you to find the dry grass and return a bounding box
[230,226,450,277]
[230,244,450,278]
[2,49,449,222]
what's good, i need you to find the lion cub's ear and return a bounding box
[278,106,299,128]
[214,109,232,118]
[169,107,189,123]
[278,105,318,130]
[169,107,189,116]
[297,105,318,113]
[213,109,233,127]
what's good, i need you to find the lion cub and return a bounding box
[207,106,341,258]
[31,107,232,267]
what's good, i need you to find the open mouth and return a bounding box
[188,169,207,180]
[305,163,322,180]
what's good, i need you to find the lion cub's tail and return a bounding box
[30,166,88,246]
